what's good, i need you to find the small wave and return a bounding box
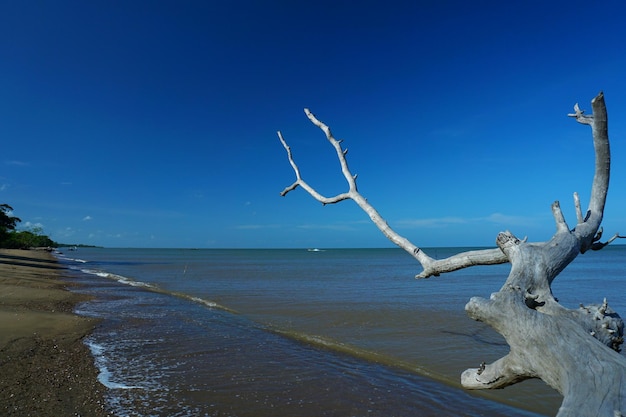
[85,338,143,390]
[79,267,238,315]
[81,268,157,289]
[189,296,218,308]
[269,328,450,386]
[52,252,88,264]
[171,291,238,314]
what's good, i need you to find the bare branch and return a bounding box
[573,192,584,224]
[551,201,570,234]
[415,248,508,279]
[278,109,509,278]
[591,232,626,251]
[304,108,358,193]
[567,102,592,125]
[570,92,610,252]
[278,130,352,204]
[461,353,530,390]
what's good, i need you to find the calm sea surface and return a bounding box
[59,246,626,416]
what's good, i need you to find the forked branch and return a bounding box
[591,231,626,251]
[278,109,509,278]
[568,92,611,252]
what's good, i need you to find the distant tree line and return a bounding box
[0,204,56,249]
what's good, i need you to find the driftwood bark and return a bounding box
[278,92,626,416]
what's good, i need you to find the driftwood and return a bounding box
[278,92,626,416]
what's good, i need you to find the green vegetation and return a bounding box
[0,204,56,249]
[56,243,100,248]
[0,204,20,243]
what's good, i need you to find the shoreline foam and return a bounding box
[0,249,109,416]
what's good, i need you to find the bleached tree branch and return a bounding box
[278,131,352,204]
[278,109,509,278]
[591,231,626,251]
[568,92,611,252]
[573,192,584,224]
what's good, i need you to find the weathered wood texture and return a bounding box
[278,93,625,416]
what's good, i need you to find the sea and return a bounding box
[57,246,626,417]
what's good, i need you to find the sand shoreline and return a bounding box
[0,249,109,416]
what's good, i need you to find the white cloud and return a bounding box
[484,212,531,226]
[56,227,76,238]
[4,160,29,166]
[396,213,536,229]
[83,215,92,221]
[237,222,362,232]
[296,223,359,231]
[236,224,280,230]
[23,221,45,229]
[396,217,468,228]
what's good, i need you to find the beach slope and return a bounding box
[0,249,108,416]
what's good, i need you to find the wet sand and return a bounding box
[0,249,109,416]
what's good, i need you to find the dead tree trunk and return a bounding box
[277,92,626,416]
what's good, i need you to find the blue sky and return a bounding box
[2,1,626,248]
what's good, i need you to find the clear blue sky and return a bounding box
[2,1,626,248]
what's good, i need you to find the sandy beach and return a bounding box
[0,249,108,416]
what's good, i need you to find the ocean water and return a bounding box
[59,246,626,416]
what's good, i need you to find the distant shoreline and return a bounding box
[0,249,108,416]
[54,243,626,251]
